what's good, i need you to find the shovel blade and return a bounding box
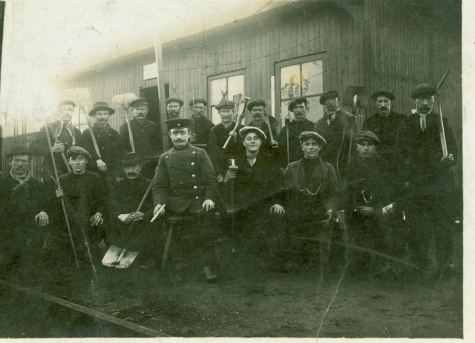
[102,245,139,269]
[342,86,370,109]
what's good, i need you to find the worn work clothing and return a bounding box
[362,111,406,161]
[277,118,315,167]
[119,118,163,159]
[393,112,458,268]
[208,122,244,178]
[30,121,95,178]
[152,144,217,214]
[82,123,124,187]
[314,109,357,182]
[191,115,215,149]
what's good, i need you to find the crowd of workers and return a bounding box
[0,83,459,282]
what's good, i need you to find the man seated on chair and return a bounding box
[221,126,286,270]
[51,146,108,266]
[283,131,340,270]
[108,153,158,269]
[152,118,219,281]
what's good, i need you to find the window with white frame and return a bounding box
[71,106,89,133]
[277,56,324,124]
[209,71,244,124]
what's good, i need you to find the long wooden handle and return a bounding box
[223,97,251,149]
[438,103,448,157]
[45,123,80,268]
[264,113,274,142]
[46,125,72,173]
[124,107,136,153]
[81,107,102,159]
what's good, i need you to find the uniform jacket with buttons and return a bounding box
[362,110,405,161]
[152,144,217,213]
[82,123,123,168]
[30,120,96,177]
[119,118,163,159]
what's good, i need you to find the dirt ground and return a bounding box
[0,224,463,338]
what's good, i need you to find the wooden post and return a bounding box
[154,34,169,152]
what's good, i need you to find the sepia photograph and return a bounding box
[0,0,468,339]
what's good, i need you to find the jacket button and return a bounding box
[192,151,196,154]
[171,178,174,181]
[192,174,195,177]
[191,162,195,165]
[180,182,183,184]
[195,196,199,199]
[193,186,197,189]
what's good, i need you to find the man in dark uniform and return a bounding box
[283,131,340,269]
[208,98,244,182]
[391,84,458,275]
[30,100,96,180]
[362,91,405,161]
[0,146,50,277]
[314,90,357,182]
[108,153,158,269]
[221,126,286,269]
[188,98,214,149]
[166,97,184,119]
[247,99,279,156]
[152,118,219,281]
[277,97,315,168]
[52,146,108,265]
[82,101,123,189]
[344,130,403,274]
[119,97,162,179]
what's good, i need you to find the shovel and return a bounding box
[112,93,138,153]
[102,169,157,269]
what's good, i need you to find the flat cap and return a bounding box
[239,126,267,141]
[7,145,31,159]
[130,98,148,108]
[67,146,92,160]
[165,118,192,131]
[371,90,395,101]
[247,99,266,111]
[58,100,76,108]
[411,84,438,99]
[166,97,184,107]
[355,130,381,144]
[319,90,339,105]
[189,98,207,107]
[299,131,326,145]
[215,99,235,111]
[288,97,308,112]
[89,101,115,116]
[122,152,141,166]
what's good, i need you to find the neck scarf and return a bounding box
[10,169,31,196]
[246,151,259,167]
[419,113,427,132]
[57,121,76,146]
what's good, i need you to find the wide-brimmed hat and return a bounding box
[288,97,308,112]
[239,126,267,141]
[319,90,339,105]
[355,130,381,144]
[188,98,207,107]
[89,101,115,116]
[7,145,31,159]
[411,84,438,99]
[299,131,326,145]
[371,90,395,101]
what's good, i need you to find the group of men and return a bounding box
[0,82,458,281]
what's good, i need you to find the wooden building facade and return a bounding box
[23,0,461,184]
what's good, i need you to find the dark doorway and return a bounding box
[140,86,160,124]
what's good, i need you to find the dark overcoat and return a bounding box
[119,118,163,159]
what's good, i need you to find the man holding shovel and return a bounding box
[189,98,214,149]
[0,145,51,278]
[30,100,96,182]
[152,118,219,281]
[82,101,123,189]
[247,99,280,157]
[50,146,108,267]
[107,153,159,269]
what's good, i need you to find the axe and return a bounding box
[112,93,138,153]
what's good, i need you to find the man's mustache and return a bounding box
[126,172,138,176]
[379,106,388,110]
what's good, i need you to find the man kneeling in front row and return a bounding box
[152,118,219,281]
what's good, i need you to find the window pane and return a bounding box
[281,65,301,100]
[302,60,323,96]
[306,96,323,123]
[280,100,292,124]
[227,75,244,101]
[71,107,81,127]
[211,78,227,124]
